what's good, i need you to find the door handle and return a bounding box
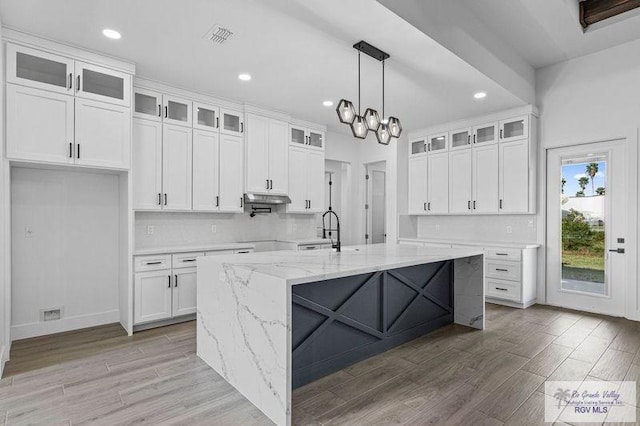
[77,143,80,159]
[216,117,220,128]
[423,202,426,211]
[473,200,476,210]
[158,193,162,205]
[240,122,244,133]
[76,75,81,92]
[168,275,171,288]
[428,202,431,211]
[216,195,219,207]
[499,199,503,209]
[240,197,243,208]
[609,248,625,253]
[266,179,269,190]
[68,73,73,90]
[158,105,162,117]
[473,134,476,144]
[164,193,168,206]
[174,274,178,287]
[468,201,471,210]
[69,142,73,158]
[500,129,503,139]
[165,106,168,118]
[270,180,273,189]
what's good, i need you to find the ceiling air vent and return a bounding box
[203,24,234,44]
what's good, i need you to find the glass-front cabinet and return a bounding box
[499,115,529,143]
[410,138,427,156]
[449,128,471,151]
[134,88,162,121]
[7,44,75,95]
[289,125,324,149]
[428,133,448,153]
[75,62,130,107]
[193,102,220,132]
[473,122,498,145]
[308,130,324,149]
[162,94,192,127]
[220,108,244,136]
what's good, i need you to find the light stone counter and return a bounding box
[196,244,485,425]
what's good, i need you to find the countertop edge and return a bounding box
[134,243,256,256]
[398,238,541,249]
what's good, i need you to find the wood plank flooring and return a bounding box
[1,303,640,425]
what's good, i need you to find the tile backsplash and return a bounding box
[135,211,318,250]
[416,215,538,244]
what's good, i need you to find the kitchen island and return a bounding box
[196,244,484,426]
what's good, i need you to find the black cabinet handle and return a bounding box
[499,199,503,209]
[266,179,269,190]
[500,129,503,139]
[609,248,625,253]
[182,259,196,263]
[69,142,73,158]
[428,202,431,211]
[168,275,171,288]
[164,193,167,206]
[473,200,476,210]
[240,122,244,133]
[270,179,273,189]
[495,268,509,272]
[77,143,80,159]
[240,197,243,208]
[68,73,73,90]
[158,193,162,205]
[473,134,476,144]
[145,261,162,265]
[158,105,161,117]
[468,201,471,210]
[216,117,219,128]
[165,106,168,118]
[496,253,509,256]
[309,199,311,209]
[495,287,508,292]
[174,274,178,287]
[216,195,219,207]
[76,75,81,92]
[423,202,426,211]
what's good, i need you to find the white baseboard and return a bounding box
[486,297,537,309]
[11,309,120,340]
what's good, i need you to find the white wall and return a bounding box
[11,167,121,339]
[536,38,640,318]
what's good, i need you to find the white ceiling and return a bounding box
[460,0,640,69]
[0,0,524,134]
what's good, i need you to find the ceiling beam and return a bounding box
[580,0,640,28]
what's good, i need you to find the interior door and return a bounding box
[173,268,197,317]
[428,152,449,214]
[74,98,131,169]
[219,134,244,212]
[408,156,428,214]
[132,119,163,210]
[268,119,289,195]
[245,113,269,193]
[365,162,386,244]
[449,149,472,214]
[472,144,499,213]
[546,140,627,316]
[287,146,308,213]
[500,139,529,213]
[192,130,220,211]
[162,124,192,210]
[306,149,325,213]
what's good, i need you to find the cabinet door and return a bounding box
[75,61,130,107]
[192,130,220,211]
[6,84,74,164]
[428,133,448,153]
[268,119,289,195]
[7,44,74,95]
[219,134,244,212]
[473,122,498,145]
[194,102,220,132]
[290,125,306,147]
[287,147,308,213]
[162,124,193,210]
[162,94,192,127]
[133,119,163,210]
[408,156,428,215]
[428,153,449,214]
[245,114,269,193]
[306,150,325,213]
[220,108,244,136]
[308,130,324,149]
[472,144,499,213]
[173,268,197,317]
[75,98,131,169]
[449,149,472,214]
[449,128,471,151]
[134,271,172,324]
[410,138,427,156]
[500,139,529,213]
[499,115,528,143]
[133,88,162,122]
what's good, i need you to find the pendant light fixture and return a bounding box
[336,41,402,143]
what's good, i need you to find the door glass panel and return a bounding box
[476,125,495,144]
[197,107,216,128]
[291,128,305,145]
[371,170,386,244]
[411,140,425,154]
[451,131,469,148]
[135,92,158,116]
[168,100,188,122]
[503,119,525,139]
[82,68,124,100]
[224,113,240,132]
[16,52,67,88]
[430,136,446,151]
[561,156,607,295]
[309,131,323,148]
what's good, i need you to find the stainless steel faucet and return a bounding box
[322,208,341,252]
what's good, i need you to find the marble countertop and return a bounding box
[199,243,484,285]
[276,238,333,245]
[398,238,540,249]
[134,242,256,256]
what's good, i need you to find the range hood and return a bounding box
[244,193,291,205]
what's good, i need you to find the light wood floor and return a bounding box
[2,303,640,425]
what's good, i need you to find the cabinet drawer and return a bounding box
[486,248,522,261]
[205,250,235,256]
[298,244,331,251]
[135,254,171,272]
[172,252,204,269]
[486,260,521,281]
[234,249,254,254]
[486,278,521,302]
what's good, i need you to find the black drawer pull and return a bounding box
[182,259,196,262]
[145,261,162,265]
[495,268,509,272]
[495,287,508,291]
[174,274,178,287]
[496,253,509,256]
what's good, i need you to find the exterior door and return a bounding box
[449,149,472,214]
[472,144,499,213]
[192,130,220,211]
[408,156,428,214]
[132,119,163,210]
[245,113,269,193]
[219,134,244,212]
[428,152,449,214]
[268,119,289,195]
[546,140,627,316]
[173,268,197,317]
[134,271,172,324]
[162,124,192,210]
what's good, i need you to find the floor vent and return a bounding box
[40,308,62,322]
[203,24,234,44]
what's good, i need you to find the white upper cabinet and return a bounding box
[473,122,498,145]
[218,134,244,212]
[472,144,499,214]
[428,133,448,154]
[410,138,427,156]
[75,61,130,107]
[499,139,529,213]
[6,84,74,165]
[290,125,324,150]
[428,153,449,214]
[74,98,131,169]
[220,108,244,136]
[133,119,163,210]
[7,44,74,95]
[192,130,220,211]
[134,88,162,122]
[194,102,220,132]
[449,149,472,214]
[449,128,471,151]
[162,94,192,127]
[162,124,193,210]
[245,114,289,195]
[499,115,528,143]
[408,156,428,214]
[268,119,289,195]
[287,146,324,213]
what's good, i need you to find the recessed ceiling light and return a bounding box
[238,73,251,81]
[102,29,121,40]
[323,100,334,107]
[474,91,487,99]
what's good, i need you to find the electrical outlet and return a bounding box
[211,225,217,233]
[146,225,154,235]
[506,226,513,234]
[435,224,440,232]
[25,227,34,238]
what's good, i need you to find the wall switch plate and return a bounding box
[24,227,34,238]
[146,225,154,235]
[506,226,513,234]
[211,225,217,233]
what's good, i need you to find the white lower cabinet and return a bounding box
[484,246,537,308]
[287,146,324,213]
[172,268,197,317]
[134,270,172,324]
